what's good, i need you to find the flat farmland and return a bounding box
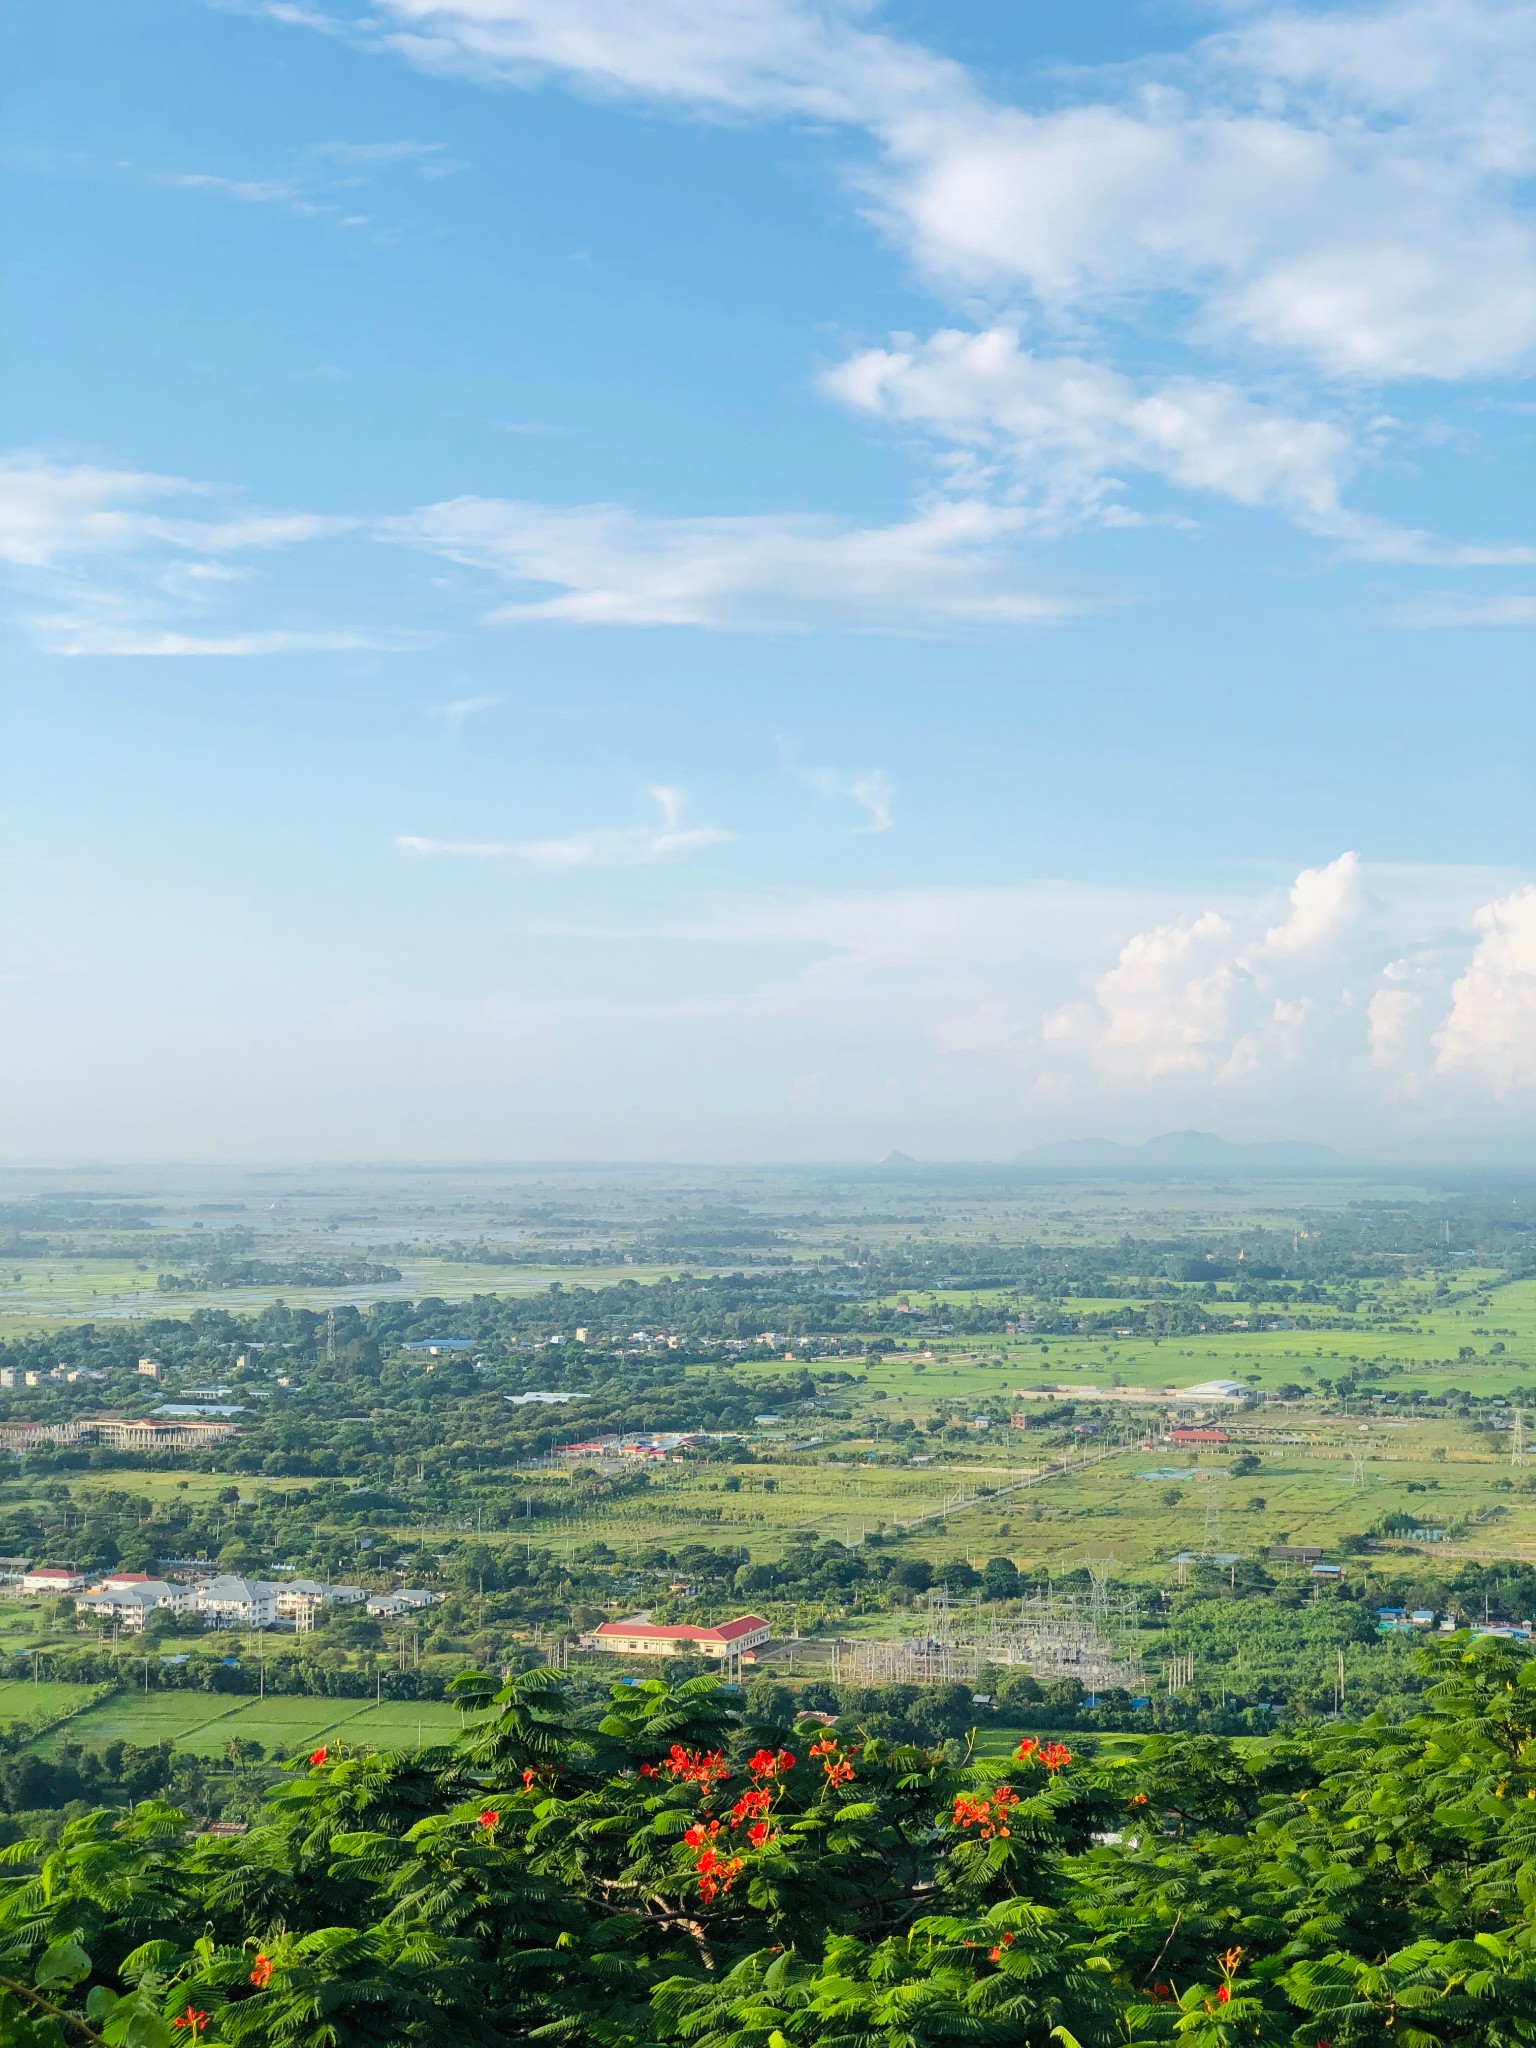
[33,1688,465,1758]
[0,1680,101,1729]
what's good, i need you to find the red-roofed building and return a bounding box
[586,1614,770,1661]
[1170,1428,1229,1446]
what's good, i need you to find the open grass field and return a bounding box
[0,1680,103,1729]
[29,1687,466,1757]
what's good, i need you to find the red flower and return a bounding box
[1040,1742,1073,1772]
[1130,1791,1149,1806]
[638,1762,658,1777]
[693,1842,744,1901]
[748,1747,795,1777]
[661,1744,728,1786]
[479,1808,500,1831]
[729,1787,772,1826]
[747,1820,770,1847]
[1152,1984,1172,2001]
[823,1757,855,1788]
[1216,1985,1231,2003]
[249,1955,273,1989]
[951,1785,1020,1840]
[1014,1738,1039,1761]
[173,2009,209,2038]
[684,1823,709,1847]
[309,1747,328,1766]
[988,1947,1002,1962]
[521,1768,538,1787]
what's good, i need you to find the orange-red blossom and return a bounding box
[1013,1737,1072,1771]
[952,1785,1021,1840]
[659,1744,729,1787]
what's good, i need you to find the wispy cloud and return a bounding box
[396,835,514,856]
[804,767,895,833]
[430,694,502,727]
[397,785,734,869]
[0,453,378,657]
[161,137,455,223]
[381,494,1086,630]
[46,626,408,657]
[1385,592,1536,627]
[826,326,1536,560]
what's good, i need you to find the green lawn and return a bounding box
[34,1687,466,1758]
[0,1680,101,1729]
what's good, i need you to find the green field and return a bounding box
[0,1680,102,1730]
[30,1686,465,1757]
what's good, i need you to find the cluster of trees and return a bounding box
[10,1637,1536,2046]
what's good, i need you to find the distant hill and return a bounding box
[1022,1129,1340,1168]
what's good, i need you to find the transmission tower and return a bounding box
[1201,1499,1222,1557]
[1350,1453,1366,1489]
[1514,1412,1527,1469]
[327,1308,336,1363]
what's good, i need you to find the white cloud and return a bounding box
[47,626,403,657]
[1044,909,1247,1082]
[430,693,502,725]
[674,855,1536,1133]
[828,328,1536,556]
[1434,885,1536,1094]
[1036,852,1379,1089]
[396,836,514,856]
[381,493,1083,629]
[337,0,959,124]
[264,0,1536,384]
[398,785,733,869]
[804,766,894,832]
[0,454,377,656]
[1256,851,1367,957]
[1385,592,1536,627]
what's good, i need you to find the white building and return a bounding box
[195,1575,277,1628]
[75,1577,194,1632]
[22,1567,85,1595]
[273,1580,365,1627]
[367,1587,445,1618]
[585,1614,770,1661]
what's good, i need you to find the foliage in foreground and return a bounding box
[7,1639,1536,2046]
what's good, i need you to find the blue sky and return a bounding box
[3,0,1535,1162]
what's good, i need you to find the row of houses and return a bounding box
[21,1567,446,1634]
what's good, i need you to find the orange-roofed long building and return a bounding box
[585,1614,770,1661]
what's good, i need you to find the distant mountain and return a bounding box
[876,1150,921,1169]
[1023,1129,1341,1168]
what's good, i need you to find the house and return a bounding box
[584,1614,770,1661]
[22,1567,85,1595]
[75,1578,193,1632]
[1310,1563,1344,1581]
[273,1580,365,1627]
[366,1587,445,1619]
[137,1359,161,1379]
[194,1576,277,1628]
[1170,1428,1229,1447]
